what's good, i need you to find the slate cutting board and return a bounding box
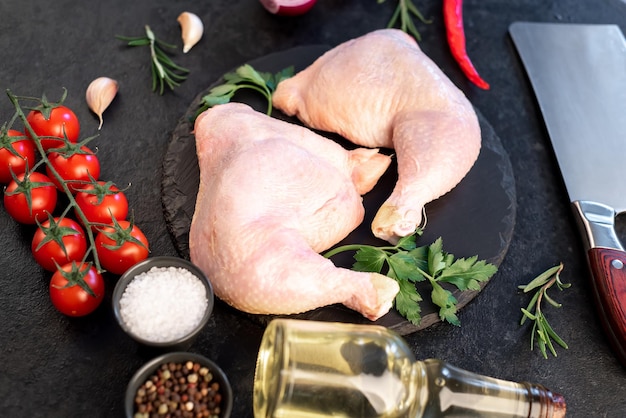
[161,45,516,335]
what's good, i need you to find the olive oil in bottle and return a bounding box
[253,319,566,418]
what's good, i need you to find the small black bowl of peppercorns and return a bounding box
[125,351,233,418]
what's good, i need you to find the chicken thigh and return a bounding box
[189,103,398,320]
[273,29,482,243]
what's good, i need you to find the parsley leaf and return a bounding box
[430,282,460,326]
[395,279,423,325]
[196,64,294,117]
[324,230,498,326]
[353,246,387,273]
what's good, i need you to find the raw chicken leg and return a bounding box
[189,103,398,320]
[273,29,482,243]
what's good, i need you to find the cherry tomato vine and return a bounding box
[1,89,150,317]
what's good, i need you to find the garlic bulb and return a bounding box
[178,11,204,53]
[86,77,118,130]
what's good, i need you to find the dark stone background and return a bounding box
[1,0,625,416]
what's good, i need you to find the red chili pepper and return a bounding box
[443,0,490,90]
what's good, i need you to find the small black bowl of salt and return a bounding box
[112,256,214,351]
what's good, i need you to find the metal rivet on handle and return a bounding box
[611,259,624,270]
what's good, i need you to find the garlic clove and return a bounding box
[86,77,118,130]
[178,11,204,53]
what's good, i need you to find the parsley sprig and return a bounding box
[197,64,294,117]
[117,25,189,95]
[519,263,571,358]
[378,0,432,41]
[324,230,498,326]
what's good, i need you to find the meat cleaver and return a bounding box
[509,22,626,365]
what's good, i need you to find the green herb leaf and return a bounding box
[519,264,562,293]
[388,252,425,282]
[353,246,387,274]
[406,245,429,274]
[396,231,419,250]
[236,64,268,86]
[127,38,151,47]
[520,291,540,325]
[197,64,294,117]
[378,0,433,41]
[430,280,460,326]
[395,279,423,325]
[324,230,498,326]
[427,238,446,275]
[518,263,570,358]
[438,257,497,291]
[117,25,189,95]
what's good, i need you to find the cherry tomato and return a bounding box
[26,105,80,151]
[0,129,36,183]
[95,220,149,274]
[3,172,58,224]
[49,262,104,317]
[46,145,100,193]
[32,217,87,271]
[74,181,128,228]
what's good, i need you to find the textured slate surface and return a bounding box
[1,1,626,417]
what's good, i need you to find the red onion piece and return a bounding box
[260,0,317,16]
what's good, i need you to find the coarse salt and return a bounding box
[119,266,208,343]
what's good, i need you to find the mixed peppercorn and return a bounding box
[133,360,223,418]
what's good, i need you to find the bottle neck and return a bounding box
[522,382,567,418]
[410,359,566,418]
[408,359,430,418]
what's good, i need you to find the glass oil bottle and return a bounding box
[253,319,566,418]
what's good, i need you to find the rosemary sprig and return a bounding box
[117,25,189,95]
[378,0,432,41]
[519,263,571,358]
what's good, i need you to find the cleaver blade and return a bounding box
[510,21,626,366]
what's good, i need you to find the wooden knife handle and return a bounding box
[588,247,626,365]
[572,201,626,366]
